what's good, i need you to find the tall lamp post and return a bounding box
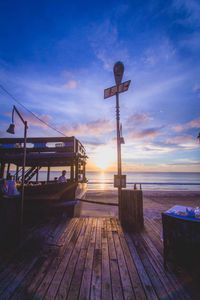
[104,62,131,219]
[7,105,28,241]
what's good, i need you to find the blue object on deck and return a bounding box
[33,143,46,148]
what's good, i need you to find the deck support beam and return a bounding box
[0,162,5,178]
[36,167,39,183]
[70,164,74,182]
[47,166,50,182]
[6,163,10,179]
[16,165,19,182]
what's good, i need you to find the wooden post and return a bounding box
[16,165,19,182]
[6,163,10,179]
[75,160,79,182]
[120,189,144,232]
[0,162,5,178]
[83,162,86,182]
[70,164,74,182]
[36,167,39,183]
[47,166,50,182]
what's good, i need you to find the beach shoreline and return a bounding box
[79,189,200,218]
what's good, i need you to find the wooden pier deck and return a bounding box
[0,217,199,299]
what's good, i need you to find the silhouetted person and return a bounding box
[58,170,67,183]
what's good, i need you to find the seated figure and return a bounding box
[58,170,67,183]
[6,176,20,196]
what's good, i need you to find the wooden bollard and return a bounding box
[120,189,144,232]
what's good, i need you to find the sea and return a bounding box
[20,171,200,191]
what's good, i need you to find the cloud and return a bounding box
[143,39,176,66]
[142,143,175,153]
[168,158,200,166]
[62,80,77,89]
[173,0,200,26]
[128,113,153,124]
[165,134,198,150]
[129,126,164,140]
[172,117,200,132]
[166,134,193,144]
[60,119,115,137]
[88,19,129,70]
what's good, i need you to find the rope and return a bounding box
[76,198,119,206]
[0,84,66,137]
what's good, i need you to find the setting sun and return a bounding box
[94,147,115,171]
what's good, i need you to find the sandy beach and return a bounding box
[79,189,200,218]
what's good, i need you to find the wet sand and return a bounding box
[79,189,200,218]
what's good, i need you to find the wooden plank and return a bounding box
[101,218,112,300]
[106,218,124,300]
[0,218,59,299]
[26,218,79,298]
[112,222,135,299]
[90,218,102,300]
[132,232,169,299]
[139,230,188,300]
[65,218,94,300]
[79,218,97,299]
[142,221,195,300]
[144,219,163,255]
[55,218,88,300]
[0,220,43,278]
[35,218,84,299]
[0,220,56,298]
[115,218,147,300]
[124,231,158,300]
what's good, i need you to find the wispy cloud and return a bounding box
[60,119,115,137]
[166,134,194,144]
[129,126,164,140]
[62,80,77,89]
[128,113,153,124]
[172,117,200,132]
[168,158,200,166]
[165,134,198,151]
[172,0,200,26]
[88,19,129,70]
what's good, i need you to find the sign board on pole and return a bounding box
[104,80,131,99]
[114,174,126,188]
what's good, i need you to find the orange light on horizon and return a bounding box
[94,147,115,171]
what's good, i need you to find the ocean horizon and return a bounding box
[15,170,200,191]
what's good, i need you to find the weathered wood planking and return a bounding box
[120,190,144,231]
[0,217,199,299]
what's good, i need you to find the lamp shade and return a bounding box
[7,123,15,134]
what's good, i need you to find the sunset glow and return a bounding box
[0,1,199,172]
[94,147,115,171]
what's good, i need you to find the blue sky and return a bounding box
[0,0,199,172]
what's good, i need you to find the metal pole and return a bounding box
[20,121,27,241]
[116,90,122,219]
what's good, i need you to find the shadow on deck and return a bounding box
[0,217,199,299]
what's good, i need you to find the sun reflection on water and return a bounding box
[100,172,105,190]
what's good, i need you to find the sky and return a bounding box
[0,0,199,172]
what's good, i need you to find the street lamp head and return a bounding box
[7,123,15,134]
[113,61,124,85]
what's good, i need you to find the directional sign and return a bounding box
[104,80,131,99]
